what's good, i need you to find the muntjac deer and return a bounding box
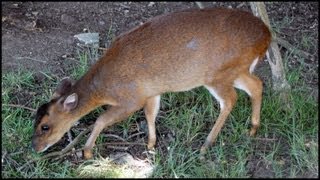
[32,7,271,160]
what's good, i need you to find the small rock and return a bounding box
[12,3,19,8]
[99,20,105,25]
[148,2,155,7]
[32,11,39,16]
[61,14,76,24]
[74,33,99,48]
[124,9,129,14]
[2,16,7,22]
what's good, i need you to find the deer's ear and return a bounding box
[63,93,78,111]
[52,77,74,99]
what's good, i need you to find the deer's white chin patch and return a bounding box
[40,143,53,153]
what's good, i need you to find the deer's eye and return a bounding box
[41,125,50,132]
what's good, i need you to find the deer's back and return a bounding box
[92,8,271,98]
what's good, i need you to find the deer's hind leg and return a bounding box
[233,73,263,136]
[201,83,237,158]
[144,95,161,150]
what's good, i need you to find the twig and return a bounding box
[4,104,36,112]
[102,134,126,142]
[126,132,145,140]
[15,56,47,63]
[5,154,21,169]
[103,142,146,146]
[18,125,147,171]
[58,125,94,154]
[9,151,24,156]
[67,131,73,143]
[52,141,146,161]
[3,150,23,171]
[52,150,74,162]
[107,145,129,151]
[84,141,146,150]
[39,71,55,80]
[275,37,313,59]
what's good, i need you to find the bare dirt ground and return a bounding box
[1,1,318,178]
[2,2,196,74]
[2,2,318,93]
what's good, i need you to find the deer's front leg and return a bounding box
[83,105,141,159]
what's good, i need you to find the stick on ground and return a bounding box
[4,104,36,112]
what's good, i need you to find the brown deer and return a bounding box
[32,7,271,160]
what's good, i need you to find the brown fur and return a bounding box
[32,7,271,159]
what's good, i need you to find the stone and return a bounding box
[148,2,155,7]
[99,20,105,25]
[74,33,99,48]
[32,11,39,16]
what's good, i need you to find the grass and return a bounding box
[2,11,318,176]
[2,47,318,178]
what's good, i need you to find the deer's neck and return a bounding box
[70,72,104,119]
